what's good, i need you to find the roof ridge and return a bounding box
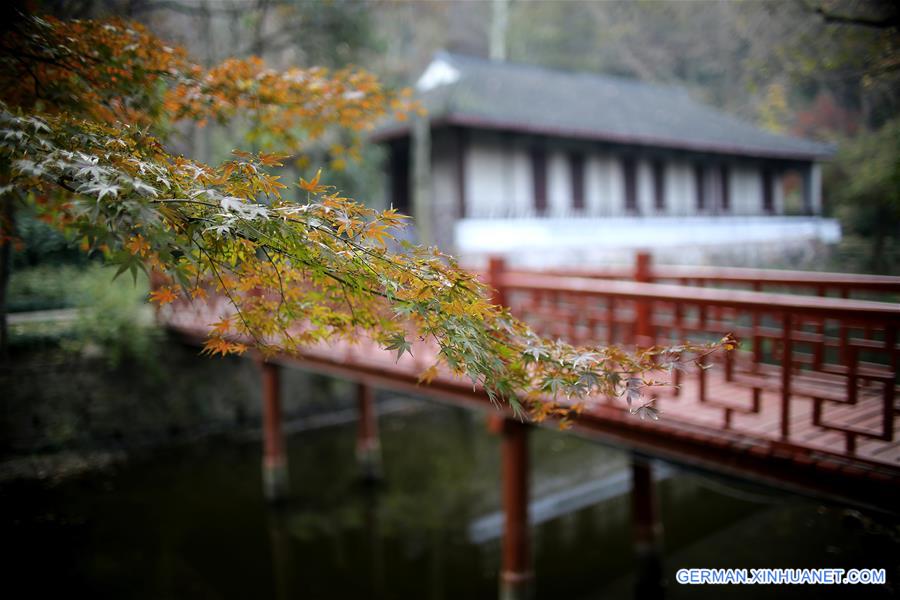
[434,50,688,98]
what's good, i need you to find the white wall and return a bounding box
[508,145,532,217]
[548,151,570,217]
[455,216,842,268]
[730,165,758,216]
[429,129,459,249]
[464,138,506,218]
[809,163,822,215]
[588,155,623,216]
[666,160,694,216]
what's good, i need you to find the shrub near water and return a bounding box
[8,263,97,312]
[9,264,158,368]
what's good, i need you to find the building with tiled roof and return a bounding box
[373,53,838,266]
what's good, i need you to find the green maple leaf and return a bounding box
[383,333,412,362]
[542,375,567,396]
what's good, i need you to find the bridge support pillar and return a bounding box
[356,382,383,483]
[496,416,534,600]
[631,456,664,600]
[260,360,289,502]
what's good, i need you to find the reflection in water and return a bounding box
[631,458,664,600]
[2,398,898,599]
[267,507,293,600]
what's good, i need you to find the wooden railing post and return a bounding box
[499,417,533,600]
[813,285,827,371]
[672,303,683,396]
[780,313,793,441]
[356,381,383,482]
[885,325,897,443]
[634,251,652,283]
[634,252,653,346]
[260,360,289,501]
[631,455,664,600]
[488,256,508,307]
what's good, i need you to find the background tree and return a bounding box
[799,1,900,272]
[825,118,900,273]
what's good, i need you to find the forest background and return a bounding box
[12,0,899,277]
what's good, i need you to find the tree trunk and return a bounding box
[0,190,15,360]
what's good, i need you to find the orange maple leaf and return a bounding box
[298,168,323,193]
[417,364,439,385]
[126,234,150,257]
[149,286,178,305]
[365,222,392,247]
[201,337,248,357]
[210,317,232,335]
[201,337,233,357]
[258,152,286,167]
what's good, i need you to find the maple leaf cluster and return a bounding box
[0,13,731,423]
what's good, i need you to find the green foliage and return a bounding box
[8,264,90,312]
[11,209,87,268]
[827,237,900,277]
[277,0,382,69]
[825,119,900,273]
[9,264,159,368]
[65,265,158,369]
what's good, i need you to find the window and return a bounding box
[762,168,774,213]
[720,165,730,212]
[569,152,585,211]
[531,148,547,215]
[388,139,410,215]
[652,160,665,212]
[623,157,638,214]
[694,164,707,211]
[455,128,467,218]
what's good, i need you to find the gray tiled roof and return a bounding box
[377,52,833,161]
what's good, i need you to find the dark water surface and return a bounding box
[3,396,899,599]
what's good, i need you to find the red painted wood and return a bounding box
[507,266,900,296]
[498,273,900,321]
[501,418,532,592]
[261,361,285,467]
[357,383,379,452]
[781,313,793,440]
[634,252,652,345]
[488,257,508,307]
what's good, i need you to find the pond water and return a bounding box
[3,386,899,599]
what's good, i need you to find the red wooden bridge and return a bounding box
[160,254,900,598]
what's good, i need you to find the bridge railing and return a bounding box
[506,253,900,301]
[487,257,900,458]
